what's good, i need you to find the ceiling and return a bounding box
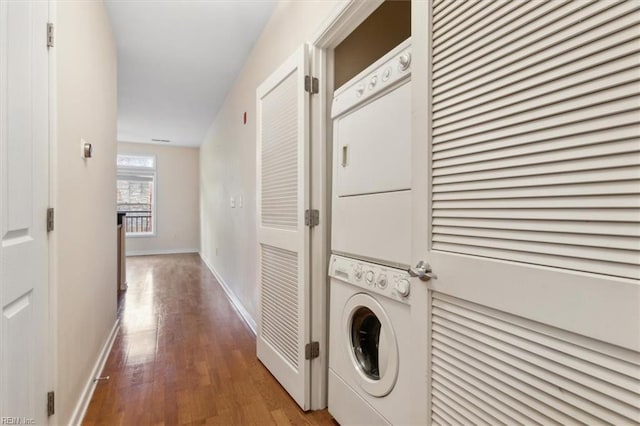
[105,0,277,147]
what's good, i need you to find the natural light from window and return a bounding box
[117,154,156,236]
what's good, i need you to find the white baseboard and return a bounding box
[69,319,120,426]
[126,248,199,257]
[199,253,257,335]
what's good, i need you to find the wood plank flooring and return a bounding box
[83,254,336,426]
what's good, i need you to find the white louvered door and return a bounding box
[412,1,640,424]
[256,45,311,410]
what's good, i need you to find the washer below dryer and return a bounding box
[328,255,422,425]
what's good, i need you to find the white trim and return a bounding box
[47,0,58,424]
[69,319,120,426]
[308,44,331,411]
[310,0,384,48]
[199,253,257,335]
[305,0,385,411]
[125,248,199,257]
[410,2,430,423]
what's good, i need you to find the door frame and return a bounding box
[307,0,385,410]
[47,0,58,422]
[408,0,430,421]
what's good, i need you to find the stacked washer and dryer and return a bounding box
[328,39,420,425]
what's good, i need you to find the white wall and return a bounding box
[53,1,118,424]
[118,142,200,255]
[200,1,340,325]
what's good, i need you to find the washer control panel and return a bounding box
[329,255,412,305]
[332,39,412,119]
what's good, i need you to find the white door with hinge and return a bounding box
[411,1,640,424]
[0,0,50,423]
[256,45,312,410]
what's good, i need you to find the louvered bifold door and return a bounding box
[256,45,311,410]
[424,1,640,423]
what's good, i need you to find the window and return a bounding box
[117,154,156,236]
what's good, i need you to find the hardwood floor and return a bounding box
[83,254,336,426]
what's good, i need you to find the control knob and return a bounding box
[377,274,388,289]
[395,279,410,297]
[398,52,411,71]
[354,265,364,281]
[365,270,375,284]
[382,66,392,82]
[368,76,378,90]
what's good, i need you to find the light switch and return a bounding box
[238,195,243,208]
[230,197,235,208]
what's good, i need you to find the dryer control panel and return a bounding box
[329,255,412,305]
[332,39,412,118]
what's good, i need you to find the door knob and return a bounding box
[408,261,437,281]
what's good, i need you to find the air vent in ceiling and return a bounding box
[151,138,170,143]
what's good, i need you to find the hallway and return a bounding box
[83,254,335,425]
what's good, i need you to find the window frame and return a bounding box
[117,153,158,238]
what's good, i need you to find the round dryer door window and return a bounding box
[343,293,399,397]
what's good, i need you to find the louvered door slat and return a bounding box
[256,45,310,409]
[433,0,517,54]
[434,1,633,80]
[433,1,560,60]
[433,226,638,250]
[431,0,640,280]
[434,180,640,201]
[434,130,638,168]
[432,217,640,237]
[427,4,640,420]
[434,76,639,137]
[434,28,638,112]
[434,297,640,392]
[432,0,460,21]
[433,358,552,425]
[432,0,485,42]
[433,370,511,425]
[433,310,640,409]
[432,339,602,424]
[432,293,640,424]
[434,57,639,128]
[433,3,639,93]
[260,245,299,368]
[261,71,298,230]
[433,167,640,193]
[434,97,638,147]
[434,112,640,158]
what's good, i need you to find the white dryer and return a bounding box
[331,39,412,268]
[328,255,422,425]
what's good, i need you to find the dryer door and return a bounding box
[343,293,399,397]
[334,81,411,198]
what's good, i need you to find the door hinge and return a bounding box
[47,391,55,416]
[47,23,54,48]
[47,207,54,232]
[305,341,320,360]
[304,75,318,94]
[304,209,319,228]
